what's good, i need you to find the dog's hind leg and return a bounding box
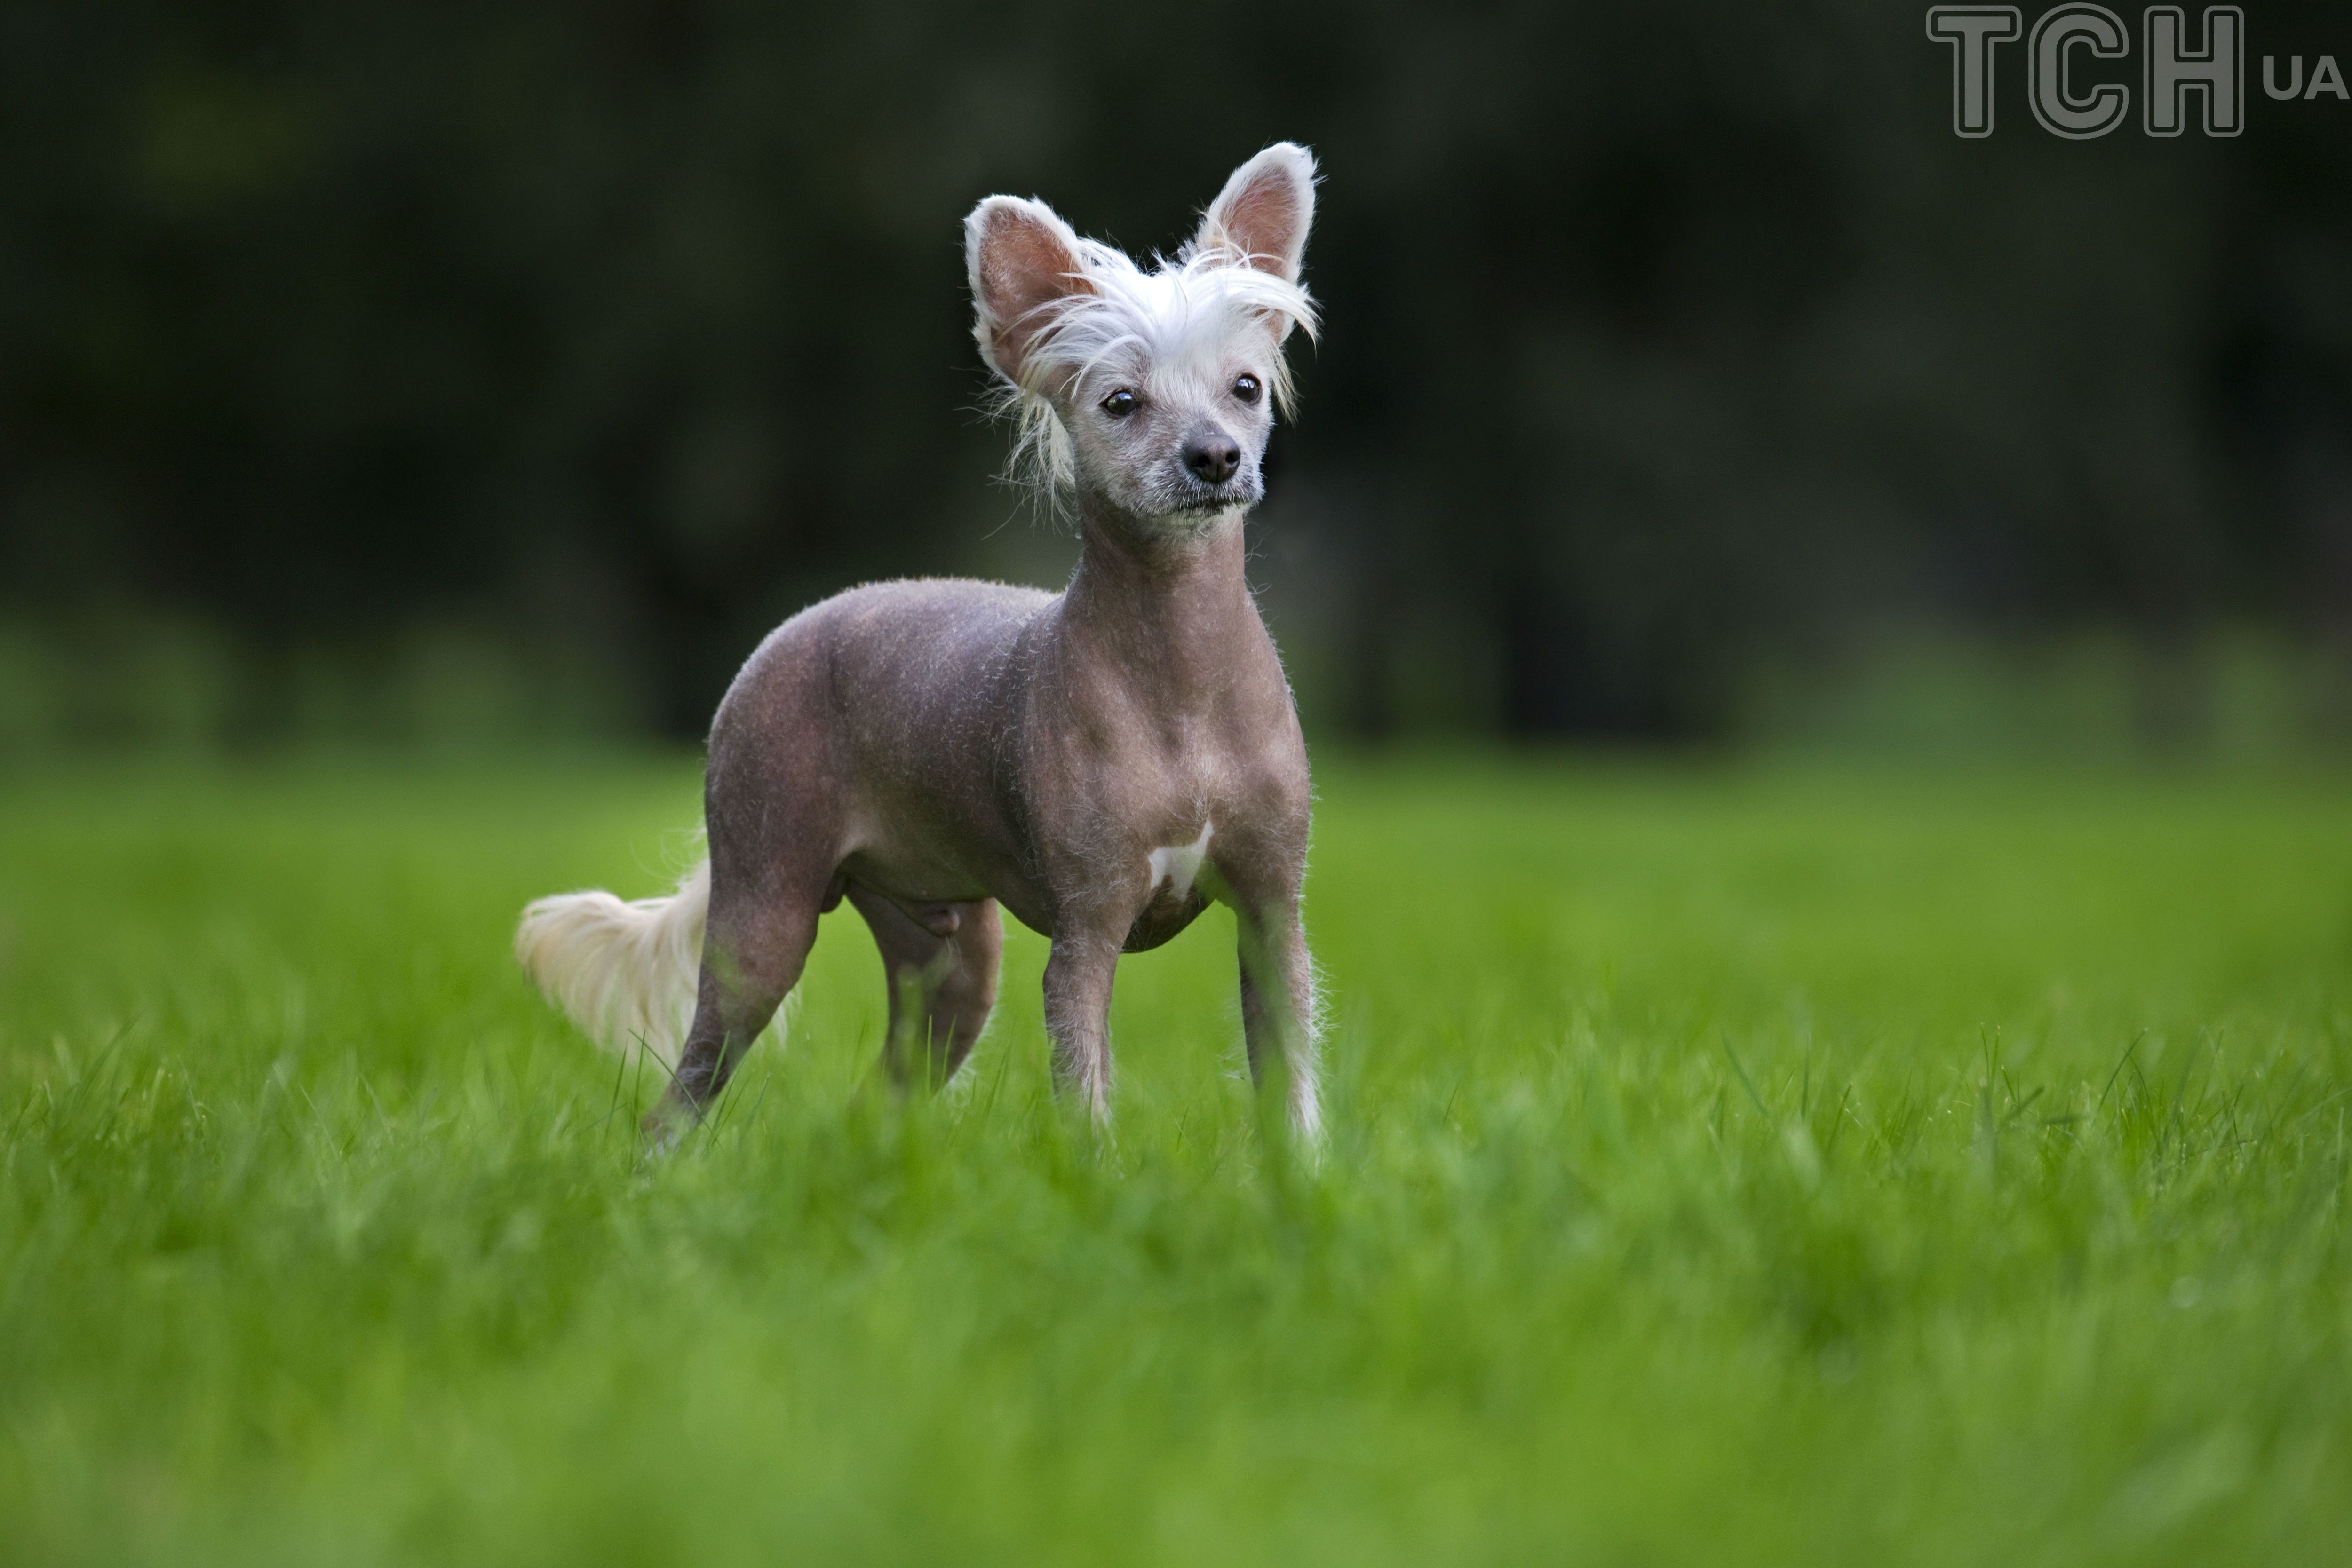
[644,877,821,1147]
[847,888,1002,1090]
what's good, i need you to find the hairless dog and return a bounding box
[518,144,1325,1146]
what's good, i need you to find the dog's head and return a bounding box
[965,145,1319,533]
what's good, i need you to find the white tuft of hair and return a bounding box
[515,859,709,1069]
[995,241,1321,501]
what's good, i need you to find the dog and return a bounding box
[517,144,1324,1146]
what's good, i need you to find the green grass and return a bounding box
[2,753,2349,1564]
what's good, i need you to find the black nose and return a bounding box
[1183,433,1241,485]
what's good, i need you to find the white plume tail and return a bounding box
[515,859,709,1069]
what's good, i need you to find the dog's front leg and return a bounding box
[1233,894,1323,1147]
[1041,924,1122,1123]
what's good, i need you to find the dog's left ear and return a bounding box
[1192,143,1317,285]
[966,195,1094,388]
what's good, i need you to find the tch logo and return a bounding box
[1927,5,2347,138]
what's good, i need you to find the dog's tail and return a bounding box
[515,859,709,1069]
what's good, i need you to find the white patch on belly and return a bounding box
[1146,820,1214,899]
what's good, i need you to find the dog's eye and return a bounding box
[1101,389,1138,418]
[1232,374,1262,405]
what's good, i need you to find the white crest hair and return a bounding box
[993,237,1319,500]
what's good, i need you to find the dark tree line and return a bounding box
[3,1,2348,740]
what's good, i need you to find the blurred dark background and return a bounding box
[4,0,2350,754]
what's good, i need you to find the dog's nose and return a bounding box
[1183,433,1241,485]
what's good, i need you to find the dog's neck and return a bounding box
[1059,492,1256,709]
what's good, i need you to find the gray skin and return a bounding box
[648,146,1321,1142]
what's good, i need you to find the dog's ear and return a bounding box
[1192,143,1316,285]
[966,196,1092,386]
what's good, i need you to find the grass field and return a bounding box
[2,753,2349,1564]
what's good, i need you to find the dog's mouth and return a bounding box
[1164,481,1257,516]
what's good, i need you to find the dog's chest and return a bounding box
[1145,819,1215,901]
[1123,801,1223,952]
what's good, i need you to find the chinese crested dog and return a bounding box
[518,144,1325,1145]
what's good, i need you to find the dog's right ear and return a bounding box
[1193,143,1317,285]
[965,196,1092,387]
